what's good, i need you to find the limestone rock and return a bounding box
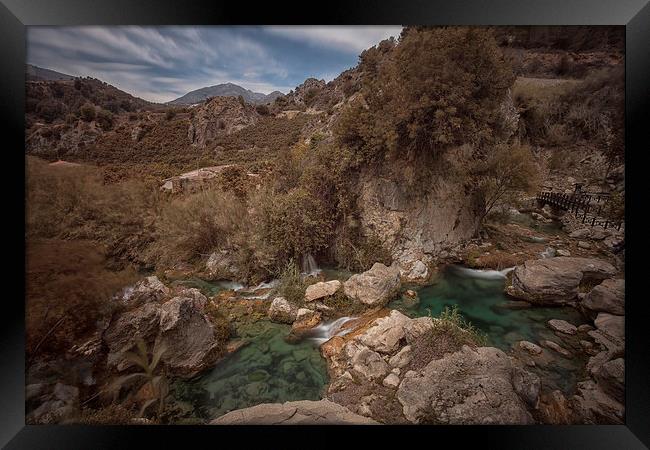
[304,280,341,302]
[512,367,541,408]
[382,373,400,388]
[518,340,543,355]
[268,297,298,324]
[583,279,625,315]
[507,257,616,305]
[356,310,410,354]
[206,250,239,280]
[210,399,378,424]
[344,263,401,307]
[396,346,534,424]
[388,345,412,368]
[548,319,577,335]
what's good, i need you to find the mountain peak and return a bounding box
[169,83,283,106]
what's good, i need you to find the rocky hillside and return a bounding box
[169,82,283,106]
[26,64,74,81]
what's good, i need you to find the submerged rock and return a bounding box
[547,319,578,335]
[343,263,401,307]
[506,257,616,305]
[209,399,378,424]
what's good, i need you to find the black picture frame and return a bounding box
[2,0,648,448]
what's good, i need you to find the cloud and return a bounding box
[27,26,402,103]
[265,26,403,53]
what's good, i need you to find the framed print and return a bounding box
[1,0,648,448]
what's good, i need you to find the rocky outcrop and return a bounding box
[267,297,298,324]
[206,250,240,280]
[583,278,624,316]
[209,399,378,425]
[26,382,80,424]
[322,310,535,424]
[548,319,577,335]
[124,275,170,305]
[304,280,341,302]
[506,257,617,304]
[397,346,534,424]
[103,278,225,376]
[343,263,401,307]
[188,96,258,147]
[357,172,481,268]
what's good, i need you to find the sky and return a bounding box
[27,26,403,103]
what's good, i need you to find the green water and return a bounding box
[172,320,328,420]
[390,265,590,394]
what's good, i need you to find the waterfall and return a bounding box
[540,247,557,259]
[301,253,321,276]
[303,316,357,344]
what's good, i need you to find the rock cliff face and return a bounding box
[188,96,259,147]
[358,173,481,276]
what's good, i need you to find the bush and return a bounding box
[36,99,65,123]
[336,27,516,163]
[165,110,177,121]
[80,103,96,122]
[255,104,270,115]
[96,109,114,130]
[274,260,307,306]
[427,305,487,347]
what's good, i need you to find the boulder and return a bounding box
[357,310,410,354]
[104,302,162,370]
[350,345,390,381]
[388,345,413,368]
[594,313,624,341]
[343,263,401,306]
[382,373,400,388]
[583,279,625,315]
[210,399,378,424]
[396,346,534,424]
[512,367,541,408]
[541,340,573,358]
[506,257,617,305]
[267,297,298,324]
[569,229,591,239]
[548,319,577,335]
[572,380,624,424]
[157,297,224,375]
[126,276,170,304]
[304,280,341,302]
[593,358,624,403]
[206,250,239,280]
[556,249,571,257]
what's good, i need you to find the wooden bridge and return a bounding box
[536,189,623,231]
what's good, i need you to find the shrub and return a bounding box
[427,305,487,347]
[80,103,96,122]
[165,110,177,121]
[96,109,114,130]
[255,104,270,115]
[274,259,307,306]
[36,99,65,123]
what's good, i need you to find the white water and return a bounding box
[540,247,557,259]
[217,281,245,291]
[301,253,321,276]
[452,265,515,280]
[303,316,357,344]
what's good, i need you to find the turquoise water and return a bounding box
[172,320,328,420]
[390,265,590,394]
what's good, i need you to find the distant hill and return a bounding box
[169,83,283,106]
[26,64,75,81]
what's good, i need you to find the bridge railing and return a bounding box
[535,189,623,231]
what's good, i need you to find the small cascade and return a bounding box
[451,265,514,280]
[301,253,321,276]
[303,316,357,344]
[540,247,557,259]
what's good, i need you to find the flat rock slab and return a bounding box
[507,257,616,305]
[209,399,378,425]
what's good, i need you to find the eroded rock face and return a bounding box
[506,257,617,305]
[209,399,378,425]
[126,275,170,304]
[357,173,481,266]
[304,280,341,302]
[397,346,534,424]
[188,96,258,147]
[343,263,401,307]
[583,278,625,316]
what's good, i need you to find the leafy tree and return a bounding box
[80,103,96,122]
[336,27,516,163]
[96,109,114,130]
[471,143,539,228]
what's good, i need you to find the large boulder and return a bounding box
[209,399,378,425]
[396,346,534,424]
[206,250,239,280]
[506,257,617,305]
[267,297,298,324]
[583,278,625,316]
[124,275,170,304]
[343,263,401,307]
[157,297,224,375]
[304,280,341,302]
